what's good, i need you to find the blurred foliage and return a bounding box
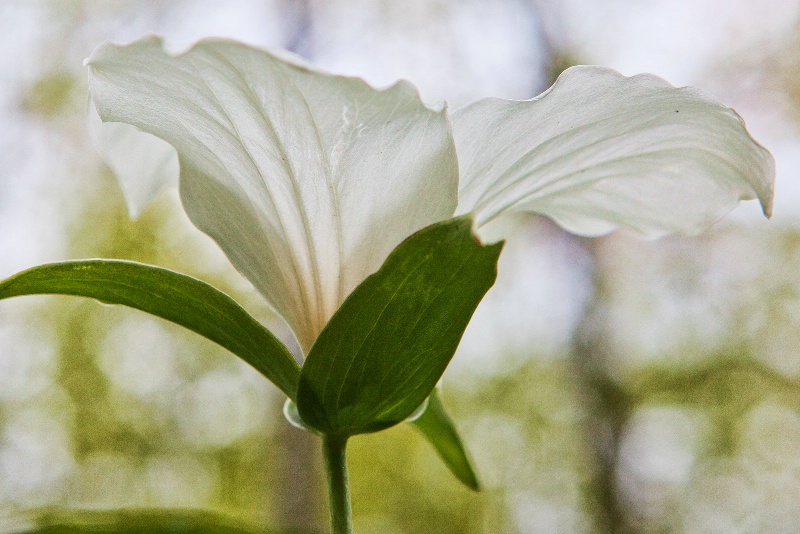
[1,1,799,533]
[22,72,76,117]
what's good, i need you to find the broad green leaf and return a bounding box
[411,389,480,491]
[87,36,458,353]
[296,217,502,436]
[454,66,775,237]
[10,508,303,534]
[0,260,299,399]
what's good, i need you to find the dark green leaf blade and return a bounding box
[297,216,503,436]
[11,508,304,533]
[411,389,480,491]
[0,260,299,399]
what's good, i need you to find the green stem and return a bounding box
[322,434,353,534]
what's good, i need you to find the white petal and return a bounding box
[453,66,775,237]
[87,36,458,352]
[87,101,179,218]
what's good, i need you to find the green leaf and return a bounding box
[0,260,300,399]
[297,216,503,436]
[411,389,480,491]
[11,508,307,533]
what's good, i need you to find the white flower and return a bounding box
[86,36,774,353]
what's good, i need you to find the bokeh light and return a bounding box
[1,0,798,532]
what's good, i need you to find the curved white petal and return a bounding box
[87,101,178,218]
[453,66,775,237]
[87,36,458,352]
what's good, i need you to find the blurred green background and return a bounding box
[0,1,798,532]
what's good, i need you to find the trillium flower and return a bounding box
[86,36,774,355]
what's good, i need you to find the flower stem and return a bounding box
[322,434,352,534]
